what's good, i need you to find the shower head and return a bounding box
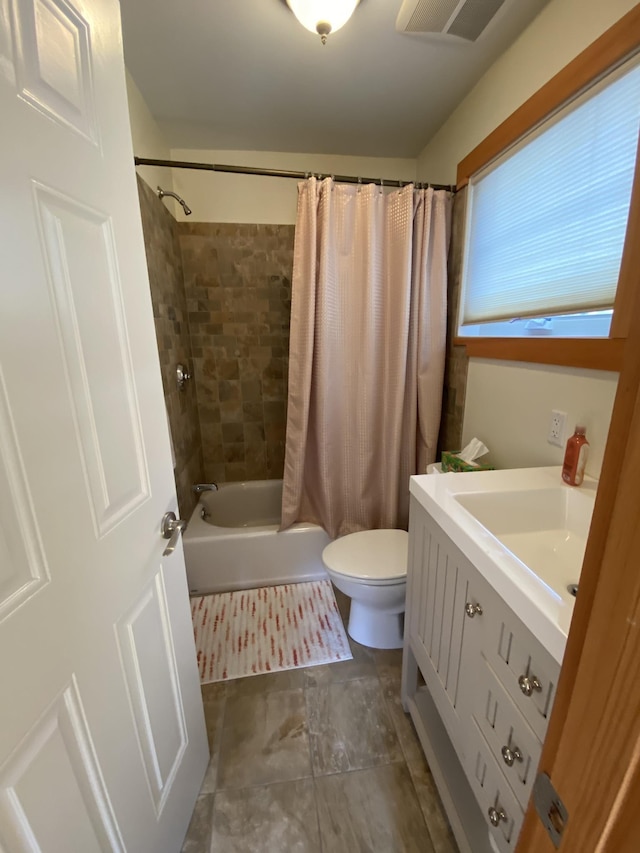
[157,186,192,216]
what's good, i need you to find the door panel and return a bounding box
[0,1,208,850]
[0,371,50,622]
[117,569,189,816]
[34,182,150,535]
[10,0,98,143]
[0,679,124,853]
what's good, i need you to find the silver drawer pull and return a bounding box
[465,602,483,618]
[501,744,523,767]
[488,806,507,827]
[518,674,542,696]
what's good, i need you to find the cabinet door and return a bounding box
[457,568,559,743]
[467,719,525,853]
[464,656,542,810]
[406,499,471,746]
[488,617,558,742]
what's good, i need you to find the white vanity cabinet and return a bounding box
[402,495,561,853]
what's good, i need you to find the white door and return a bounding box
[0,0,209,850]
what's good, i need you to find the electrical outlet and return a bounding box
[548,410,567,447]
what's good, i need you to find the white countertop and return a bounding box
[409,466,598,664]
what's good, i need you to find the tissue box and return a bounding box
[440,451,494,473]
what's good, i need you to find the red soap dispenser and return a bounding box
[562,425,589,486]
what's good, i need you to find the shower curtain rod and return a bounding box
[134,156,456,192]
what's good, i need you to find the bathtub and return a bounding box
[182,479,331,595]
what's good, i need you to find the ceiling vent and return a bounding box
[396,0,508,41]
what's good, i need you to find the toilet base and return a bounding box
[347,601,404,649]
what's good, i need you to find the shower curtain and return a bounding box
[281,178,451,539]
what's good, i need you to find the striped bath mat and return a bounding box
[191,580,352,684]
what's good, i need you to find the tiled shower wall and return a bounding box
[137,177,204,517]
[438,187,469,456]
[178,224,294,483]
[138,187,458,490]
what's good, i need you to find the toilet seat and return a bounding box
[322,529,408,584]
[322,529,408,649]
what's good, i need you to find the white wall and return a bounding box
[416,0,637,184]
[125,1,631,479]
[418,0,634,478]
[461,360,618,479]
[125,70,174,197]
[170,149,417,224]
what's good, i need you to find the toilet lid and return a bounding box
[322,529,408,581]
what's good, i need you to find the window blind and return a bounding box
[461,60,640,326]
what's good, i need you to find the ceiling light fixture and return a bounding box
[286,0,360,45]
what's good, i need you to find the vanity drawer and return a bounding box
[463,574,560,742]
[470,657,542,810]
[467,719,525,853]
[488,616,558,742]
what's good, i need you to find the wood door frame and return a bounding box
[515,117,640,853]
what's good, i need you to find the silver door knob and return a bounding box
[501,744,523,767]
[518,674,542,696]
[161,511,187,556]
[488,806,507,827]
[465,602,483,618]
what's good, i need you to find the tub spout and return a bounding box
[192,483,219,494]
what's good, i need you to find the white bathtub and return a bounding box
[182,480,331,595]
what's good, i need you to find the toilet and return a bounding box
[322,529,408,650]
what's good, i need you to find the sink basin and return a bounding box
[409,466,598,662]
[455,487,595,603]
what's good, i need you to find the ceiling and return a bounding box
[120,0,550,159]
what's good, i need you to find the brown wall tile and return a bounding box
[137,176,204,516]
[438,187,469,456]
[179,222,294,483]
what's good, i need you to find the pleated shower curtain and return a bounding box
[281,178,451,539]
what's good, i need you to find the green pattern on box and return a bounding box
[441,451,494,473]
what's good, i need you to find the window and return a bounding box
[461,310,613,339]
[458,57,640,341]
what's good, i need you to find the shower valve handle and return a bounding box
[161,512,187,556]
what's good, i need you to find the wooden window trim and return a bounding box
[454,6,640,371]
[453,337,625,371]
[515,105,640,851]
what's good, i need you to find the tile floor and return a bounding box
[182,588,459,853]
